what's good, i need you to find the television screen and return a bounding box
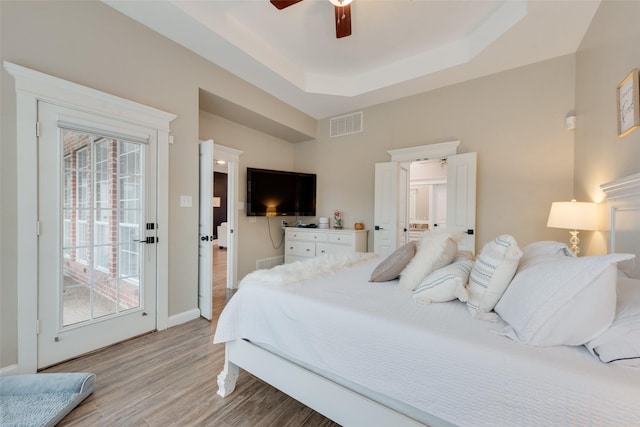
[246,168,316,217]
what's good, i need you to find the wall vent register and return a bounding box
[330,112,363,137]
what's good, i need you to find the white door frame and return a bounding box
[4,61,176,373]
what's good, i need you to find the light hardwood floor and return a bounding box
[45,245,340,426]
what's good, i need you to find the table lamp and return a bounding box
[546,199,598,256]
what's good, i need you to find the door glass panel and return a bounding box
[62,130,144,327]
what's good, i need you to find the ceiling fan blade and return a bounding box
[270,0,303,10]
[334,4,352,38]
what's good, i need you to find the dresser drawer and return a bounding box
[287,230,327,242]
[286,241,315,257]
[327,233,355,245]
[317,242,352,256]
[285,254,310,264]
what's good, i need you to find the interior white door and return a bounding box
[446,152,477,254]
[398,165,409,246]
[198,140,214,320]
[432,183,448,228]
[37,101,157,368]
[374,162,400,257]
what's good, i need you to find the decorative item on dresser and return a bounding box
[333,210,343,229]
[284,227,368,263]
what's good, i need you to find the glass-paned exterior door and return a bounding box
[62,131,144,326]
[38,101,157,368]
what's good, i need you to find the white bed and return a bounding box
[214,173,640,427]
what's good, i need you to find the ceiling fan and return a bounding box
[270,0,352,39]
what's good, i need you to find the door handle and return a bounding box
[375,225,384,230]
[134,237,157,244]
[201,236,209,241]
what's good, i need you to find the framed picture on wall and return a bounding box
[616,68,640,137]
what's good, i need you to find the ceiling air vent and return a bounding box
[330,112,363,137]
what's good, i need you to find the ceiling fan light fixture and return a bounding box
[329,0,352,6]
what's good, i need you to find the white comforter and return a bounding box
[214,257,640,427]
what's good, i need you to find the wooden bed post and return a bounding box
[217,343,239,397]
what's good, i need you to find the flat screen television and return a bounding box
[246,167,316,217]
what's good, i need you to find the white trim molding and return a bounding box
[4,61,176,373]
[600,172,640,201]
[168,309,202,328]
[601,172,640,278]
[387,140,460,162]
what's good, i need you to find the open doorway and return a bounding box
[407,159,448,243]
[212,167,229,307]
[199,140,242,320]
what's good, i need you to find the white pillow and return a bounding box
[521,241,574,259]
[495,253,635,346]
[398,229,461,291]
[413,257,474,304]
[585,276,640,366]
[466,234,522,320]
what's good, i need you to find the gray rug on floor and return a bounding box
[0,372,95,427]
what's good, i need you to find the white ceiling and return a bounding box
[104,0,600,120]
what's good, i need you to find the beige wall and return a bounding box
[0,0,313,368]
[574,0,640,254]
[295,55,577,252]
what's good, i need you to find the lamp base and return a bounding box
[568,229,580,256]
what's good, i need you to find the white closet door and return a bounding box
[374,162,400,257]
[446,152,477,254]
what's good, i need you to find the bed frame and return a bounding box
[217,172,640,427]
[217,339,436,427]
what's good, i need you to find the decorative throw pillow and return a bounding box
[413,257,474,304]
[466,234,522,320]
[398,229,461,291]
[494,253,635,346]
[585,276,640,366]
[369,241,417,282]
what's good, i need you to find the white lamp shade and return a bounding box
[547,200,598,231]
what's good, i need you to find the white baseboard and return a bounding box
[167,308,201,328]
[0,364,19,376]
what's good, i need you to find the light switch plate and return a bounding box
[180,195,192,207]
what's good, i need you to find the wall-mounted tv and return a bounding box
[246,167,316,217]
